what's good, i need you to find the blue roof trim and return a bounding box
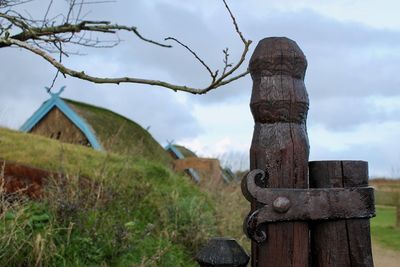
[165,144,185,159]
[20,94,103,150]
[221,170,230,183]
[165,144,201,183]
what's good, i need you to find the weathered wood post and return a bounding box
[241,37,375,267]
[396,192,400,228]
[309,161,374,266]
[245,37,310,266]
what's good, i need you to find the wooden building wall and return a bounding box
[30,107,91,147]
[173,157,223,184]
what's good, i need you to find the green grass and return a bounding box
[371,206,400,251]
[0,127,217,266]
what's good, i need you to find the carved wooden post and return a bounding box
[242,36,375,267]
[396,192,400,228]
[247,37,310,266]
[309,161,374,266]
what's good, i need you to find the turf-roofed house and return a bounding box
[20,87,171,165]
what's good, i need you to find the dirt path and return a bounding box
[372,242,400,267]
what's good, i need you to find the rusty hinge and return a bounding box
[242,169,375,243]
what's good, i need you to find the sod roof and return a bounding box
[172,145,197,158]
[63,98,172,166]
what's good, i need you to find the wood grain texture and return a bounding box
[397,193,400,228]
[249,37,309,267]
[309,161,374,267]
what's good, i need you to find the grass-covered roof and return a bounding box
[63,98,171,166]
[172,145,197,158]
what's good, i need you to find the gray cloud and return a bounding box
[310,141,400,178]
[308,96,400,130]
[237,9,400,132]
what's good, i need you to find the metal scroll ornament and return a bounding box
[241,169,375,243]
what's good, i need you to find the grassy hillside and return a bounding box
[5,127,399,265]
[0,127,217,266]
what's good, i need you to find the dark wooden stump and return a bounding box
[309,161,374,267]
[248,37,310,266]
[196,237,249,267]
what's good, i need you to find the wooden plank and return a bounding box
[309,161,351,267]
[342,161,374,266]
[249,37,309,267]
[309,161,374,267]
[397,193,400,228]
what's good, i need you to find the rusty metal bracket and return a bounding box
[242,169,375,243]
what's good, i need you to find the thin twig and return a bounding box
[47,40,63,91]
[42,0,53,23]
[165,36,217,81]
[75,0,84,24]
[222,47,232,76]
[222,0,246,44]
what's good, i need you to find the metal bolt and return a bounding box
[273,196,291,213]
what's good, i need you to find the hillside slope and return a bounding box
[0,127,216,266]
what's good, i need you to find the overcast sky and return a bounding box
[1,0,400,177]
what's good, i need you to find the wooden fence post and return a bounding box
[247,37,310,266]
[309,161,374,266]
[244,37,375,266]
[396,192,400,228]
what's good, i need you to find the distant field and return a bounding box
[370,179,400,210]
[371,206,400,251]
[371,178,400,191]
[370,179,400,251]
[374,190,399,207]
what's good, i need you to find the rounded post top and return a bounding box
[249,37,307,80]
[249,37,309,124]
[196,237,249,267]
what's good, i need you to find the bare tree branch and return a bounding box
[0,13,171,48]
[0,0,251,94]
[42,0,53,22]
[222,0,246,44]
